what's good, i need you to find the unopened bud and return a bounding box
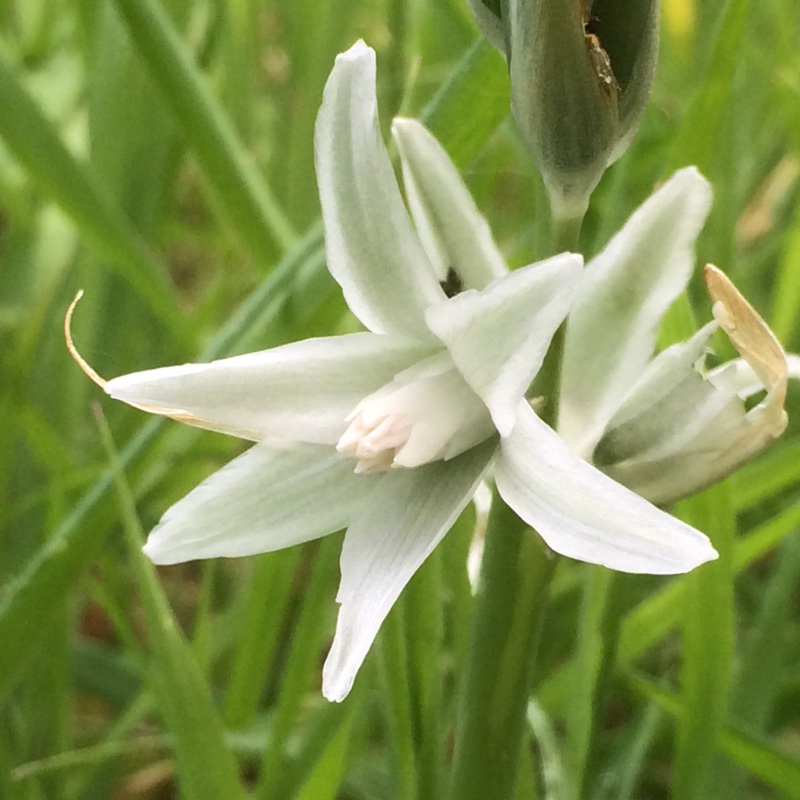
[468,0,659,222]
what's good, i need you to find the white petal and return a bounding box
[559,168,713,457]
[596,268,793,505]
[426,254,581,437]
[392,117,507,291]
[593,322,720,464]
[315,41,444,337]
[143,442,378,565]
[605,267,791,505]
[105,333,433,444]
[706,359,763,399]
[597,366,746,506]
[321,439,496,701]
[494,402,717,575]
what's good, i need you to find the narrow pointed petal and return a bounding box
[315,41,444,337]
[559,168,712,457]
[426,254,581,437]
[143,443,378,565]
[105,333,433,444]
[393,117,507,291]
[322,439,496,701]
[495,402,717,574]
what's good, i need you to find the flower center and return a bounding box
[336,352,495,472]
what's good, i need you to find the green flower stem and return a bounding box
[446,197,584,796]
[535,201,586,422]
[552,206,586,254]
[448,492,556,800]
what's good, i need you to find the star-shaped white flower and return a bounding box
[73,42,716,702]
[558,168,795,505]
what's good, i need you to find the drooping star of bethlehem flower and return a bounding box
[68,41,716,702]
[556,168,794,505]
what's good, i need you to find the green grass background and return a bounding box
[1,0,800,797]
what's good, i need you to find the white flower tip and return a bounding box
[322,681,349,704]
[693,537,719,568]
[141,522,186,566]
[662,526,718,573]
[337,39,372,64]
[668,166,713,209]
[390,116,420,137]
[322,648,355,703]
[142,537,163,564]
[64,291,107,390]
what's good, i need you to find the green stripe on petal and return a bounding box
[594,322,721,465]
[314,41,444,337]
[322,438,496,702]
[495,402,718,575]
[143,443,377,565]
[393,117,507,291]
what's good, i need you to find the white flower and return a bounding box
[72,42,716,702]
[558,169,793,505]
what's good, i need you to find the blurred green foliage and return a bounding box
[1,0,800,797]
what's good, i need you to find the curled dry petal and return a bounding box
[703,262,788,443]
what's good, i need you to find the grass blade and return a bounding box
[629,671,800,800]
[110,0,298,261]
[0,53,180,327]
[95,408,247,800]
[0,227,323,705]
[673,484,735,800]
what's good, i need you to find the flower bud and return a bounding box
[467,0,659,221]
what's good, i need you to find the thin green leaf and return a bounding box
[0,53,181,327]
[673,485,735,800]
[254,536,340,800]
[0,227,324,706]
[95,407,247,800]
[377,606,419,800]
[224,548,302,730]
[292,704,356,800]
[629,672,800,800]
[566,567,625,800]
[663,0,754,175]
[110,0,298,261]
[717,533,800,797]
[421,37,509,169]
[404,548,444,799]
